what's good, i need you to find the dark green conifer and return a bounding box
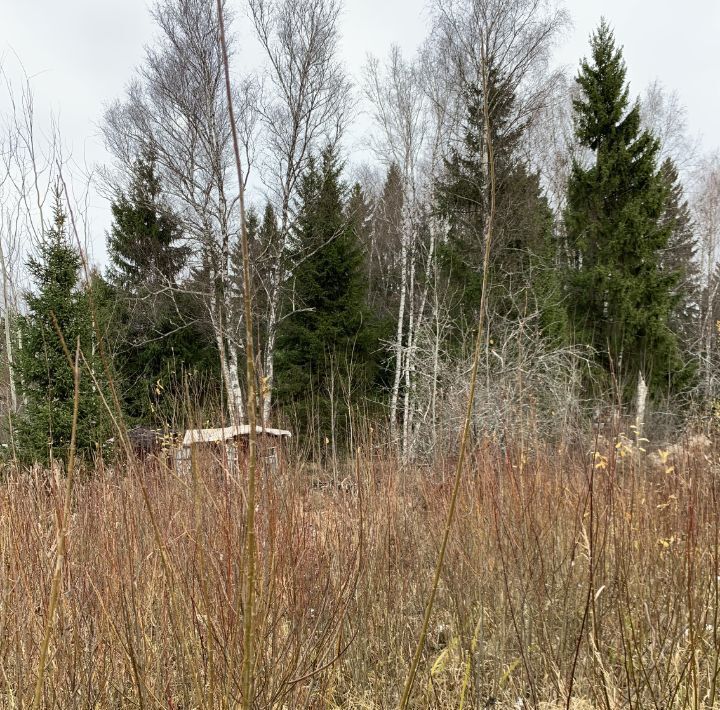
[658,158,701,352]
[15,197,109,463]
[369,165,404,320]
[275,147,380,441]
[565,20,686,398]
[435,63,556,334]
[107,151,188,291]
[107,152,214,423]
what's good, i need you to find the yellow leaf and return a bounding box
[499,658,521,688]
[430,646,452,677]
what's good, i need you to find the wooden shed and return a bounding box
[175,424,292,475]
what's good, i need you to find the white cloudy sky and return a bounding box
[1,0,718,263]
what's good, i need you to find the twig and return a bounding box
[398,39,497,709]
[31,336,81,710]
[216,3,260,707]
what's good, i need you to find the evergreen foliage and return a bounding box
[107,151,189,291]
[565,20,687,399]
[368,165,404,320]
[232,202,279,344]
[11,16,710,464]
[346,183,374,283]
[14,198,110,464]
[107,153,215,424]
[435,65,559,337]
[658,158,701,351]
[275,147,381,440]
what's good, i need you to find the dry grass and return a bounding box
[1,435,720,708]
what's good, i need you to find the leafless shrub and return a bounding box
[410,311,593,457]
[4,433,720,707]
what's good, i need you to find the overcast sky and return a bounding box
[1,0,718,263]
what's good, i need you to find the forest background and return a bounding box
[0,0,719,462]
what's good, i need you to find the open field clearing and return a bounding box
[2,438,719,708]
[1,0,719,705]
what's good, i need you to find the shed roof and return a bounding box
[182,425,292,447]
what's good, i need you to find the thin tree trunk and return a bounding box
[329,358,337,480]
[226,341,245,424]
[403,230,417,460]
[635,369,648,447]
[0,238,17,416]
[431,256,441,453]
[261,261,282,425]
[390,210,410,446]
[702,242,719,398]
[404,205,437,459]
[212,297,245,426]
[262,329,276,426]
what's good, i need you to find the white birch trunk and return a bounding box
[211,294,245,427]
[704,305,714,397]
[701,238,718,398]
[634,370,648,447]
[402,231,417,460]
[0,239,17,415]
[261,317,277,426]
[430,252,441,452]
[401,198,438,460]
[226,340,245,424]
[261,259,283,425]
[390,210,410,445]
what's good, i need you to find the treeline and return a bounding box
[3,0,720,464]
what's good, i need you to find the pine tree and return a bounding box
[564,20,686,399]
[14,198,109,464]
[275,147,379,441]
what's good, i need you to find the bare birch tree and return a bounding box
[417,0,569,450]
[523,70,578,212]
[248,0,351,424]
[641,80,700,173]
[0,65,64,439]
[430,0,569,181]
[363,46,433,458]
[692,152,720,397]
[362,0,566,458]
[0,179,22,421]
[103,0,257,425]
[0,68,56,246]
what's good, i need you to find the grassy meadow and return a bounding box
[1,427,719,708]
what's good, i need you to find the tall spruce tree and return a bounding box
[108,151,189,291]
[346,182,373,287]
[15,198,109,464]
[368,165,404,321]
[107,153,214,424]
[565,20,686,399]
[435,64,556,335]
[275,147,379,441]
[658,158,701,353]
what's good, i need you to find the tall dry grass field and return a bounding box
[1,436,719,708]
